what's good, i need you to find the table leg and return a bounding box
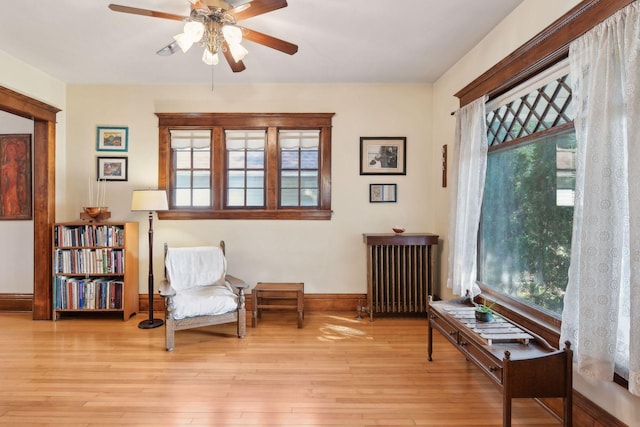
[297,290,304,328]
[251,291,259,328]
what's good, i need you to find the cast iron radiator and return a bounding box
[360,233,439,321]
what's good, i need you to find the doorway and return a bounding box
[0,85,59,319]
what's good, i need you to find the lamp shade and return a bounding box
[131,190,168,212]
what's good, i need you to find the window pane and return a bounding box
[193,149,210,168]
[281,189,299,206]
[300,171,318,188]
[246,189,264,206]
[281,150,299,168]
[246,151,265,169]
[174,150,191,168]
[174,189,191,206]
[228,151,245,168]
[301,189,318,206]
[227,189,245,206]
[281,171,299,188]
[175,171,191,188]
[479,130,576,315]
[228,171,245,189]
[192,189,210,206]
[193,171,210,188]
[301,149,318,168]
[246,171,264,188]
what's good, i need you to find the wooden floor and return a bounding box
[0,311,563,426]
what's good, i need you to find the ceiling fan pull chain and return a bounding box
[211,62,215,92]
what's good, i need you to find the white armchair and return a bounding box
[159,241,248,351]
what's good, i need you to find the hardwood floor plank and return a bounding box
[0,311,562,426]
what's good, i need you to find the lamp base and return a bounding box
[138,318,164,329]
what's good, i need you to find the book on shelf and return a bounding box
[54,248,124,274]
[54,224,125,248]
[55,276,124,310]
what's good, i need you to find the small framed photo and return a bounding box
[97,156,128,181]
[96,126,128,152]
[370,184,397,203]
[360,137,406,175]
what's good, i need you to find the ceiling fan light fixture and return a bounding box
[222,24,243,45]
[184,21,205,42]
[228,42,248,62]
[202,48,219,65]
[173,32,195,52]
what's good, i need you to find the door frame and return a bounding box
[0,86,59,319]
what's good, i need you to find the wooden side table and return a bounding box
[252,282,304,328]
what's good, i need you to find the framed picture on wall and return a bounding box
[0,134,32,220]
[97,156,128,181]
[360,137,406,175]
[369,184,397,203]
[96,126,128,152]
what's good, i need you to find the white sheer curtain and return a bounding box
[561,1,640,396]
[446,96,488,297]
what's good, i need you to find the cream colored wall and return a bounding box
[65,83,434,296]
[0,50,66,294]
[432,0,640,424]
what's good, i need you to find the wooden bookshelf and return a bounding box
[52,222,139,320]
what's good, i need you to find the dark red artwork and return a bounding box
[0,134,32,220]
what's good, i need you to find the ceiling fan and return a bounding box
[108,0,298,72]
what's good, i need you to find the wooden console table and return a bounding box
[428,298,573,427]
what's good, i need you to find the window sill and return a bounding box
[158,209,333,220]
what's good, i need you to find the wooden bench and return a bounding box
[252,282,304,328]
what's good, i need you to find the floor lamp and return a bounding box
[131,189,168,329]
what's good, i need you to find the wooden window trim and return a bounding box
[456,0,636,107]
[156,112,334,220]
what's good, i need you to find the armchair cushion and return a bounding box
[165,246,226,292]
[172,282,238,320]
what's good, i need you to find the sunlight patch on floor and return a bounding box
[317,322,373,342]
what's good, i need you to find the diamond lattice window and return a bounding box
[487,75,572,146]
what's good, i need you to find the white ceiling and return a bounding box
[0,0,524,85]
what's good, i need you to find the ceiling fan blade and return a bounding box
[189,0,210,12]
[230,0,288,21]
[222,42,247,72]
[156,41,180,56]
[240,27,298,55]
[108,4,186,21]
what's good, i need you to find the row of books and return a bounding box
[54,248,125,274]
[54,224,125,247]
[54,277,123,310]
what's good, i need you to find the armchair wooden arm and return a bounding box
[158,279,176,297]
[225,275,250,290]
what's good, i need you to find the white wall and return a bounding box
[432,0,640,424]
[65,83,435,296]
[0,50,66,294]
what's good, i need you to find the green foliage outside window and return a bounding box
[479,130,576,315]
